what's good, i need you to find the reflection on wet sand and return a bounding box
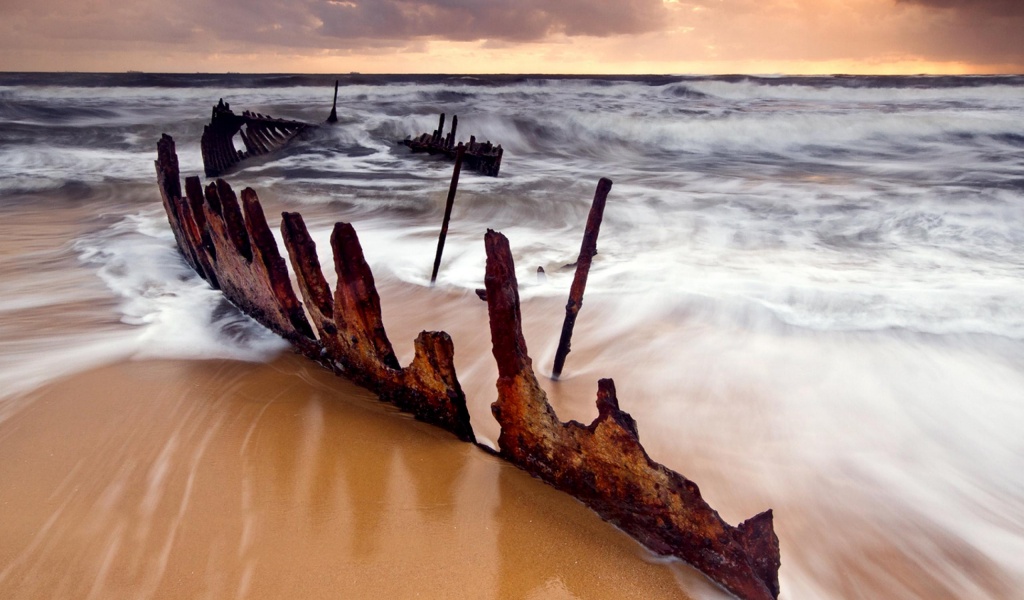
[494,465,730,600]
[0,354,700,599]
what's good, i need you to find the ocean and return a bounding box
[1,72,1022,599]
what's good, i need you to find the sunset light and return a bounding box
[2,0,1021,73]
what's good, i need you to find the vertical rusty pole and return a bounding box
[430,143,466,285]
[551,177,613,379]
[327,80,339,123]
[448,115,458,149]
[434,113,446,144]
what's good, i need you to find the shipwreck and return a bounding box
[402,113,504,176]
[200,82,341,178]
[155,133,779,600]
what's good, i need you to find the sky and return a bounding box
[1,0,1022,74]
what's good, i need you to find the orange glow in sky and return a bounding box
[0,0,1021,74]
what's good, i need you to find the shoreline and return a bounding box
[0,354,715,599]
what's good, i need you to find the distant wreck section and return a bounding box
[200,100,310,177]
[200,82,341,177]
[402,113,503,176]
[155,134,778,600]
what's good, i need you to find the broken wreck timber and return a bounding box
[155,133,780,600]
[402,113,504,176]
[200,82,341,178]
[280,212,475,443]
[483,230,780,600]
[158,133,320,356]
[200,99,309,177]
[430,143,466,284]
[552,177,613,379]
[156,133,474,443]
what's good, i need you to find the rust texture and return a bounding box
[157,134,474,442]
[402,113,503,176]
[483,229,780,600]
[552,177,613,379]
[158,134,319,356]
[156,134,780,599]
[430,143,466,284]
[281,212,475,443]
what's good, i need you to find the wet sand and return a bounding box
[2,190,1022,599]
[0,354,723,600]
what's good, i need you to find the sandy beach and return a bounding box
[0,354,722,599]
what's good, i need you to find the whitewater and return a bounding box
[0,72,1022,599]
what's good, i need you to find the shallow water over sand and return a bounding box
[1,358,731,600]
[1,73,1023,599]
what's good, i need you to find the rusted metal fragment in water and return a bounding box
[200,100,310,177]
[552,177,612,379]
[482,229,780,600]
[200,83,340,178]
[157,134,474,442]
[281,212,476,443]
[156,134,318,355]
[401,113,503,176]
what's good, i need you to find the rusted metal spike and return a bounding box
[331,222,402,371]
[483,229,779,600]
[280,213,475,442]
[155,134,190,266]
[281,212,333,323]
[430,143,466,285]
[551,177,613,379]
[184,177,217,263]
[435,113,446,144]
[214,179,252,262]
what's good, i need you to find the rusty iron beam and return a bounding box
[280,212,476,442]
[552,177,613,379]
[430,143,466,285]
[483,229,779,600]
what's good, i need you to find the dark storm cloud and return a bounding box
[312,0,668,42]
[896,0,1024,17]
[0,0,669,48]
[893,0,1024,65]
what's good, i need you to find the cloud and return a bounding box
[1,0,1022,72]
[0,0,671,54]
[312,0,669,42]
[895,0,1024,17]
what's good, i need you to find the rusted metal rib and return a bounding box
[281,213,476,443]
[483,229,780,600]
[156,134,779,599]
[158,133,475,442]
